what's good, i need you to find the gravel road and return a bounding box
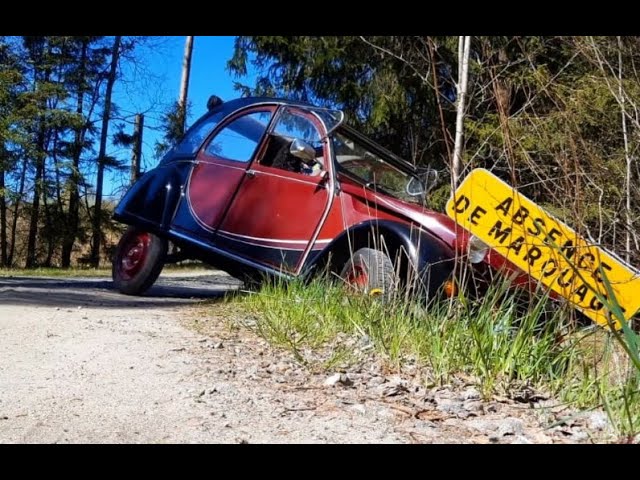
[0,272,615,443]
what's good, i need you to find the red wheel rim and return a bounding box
[345,265,369,290]
[116,232,151,280]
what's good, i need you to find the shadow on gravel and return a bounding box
[0,276,242,309]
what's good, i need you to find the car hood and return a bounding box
[362,189,468,249]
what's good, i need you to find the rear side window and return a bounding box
[204,110,273,162]
[171,111,225,156]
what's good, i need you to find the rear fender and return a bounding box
[113,161,192,234]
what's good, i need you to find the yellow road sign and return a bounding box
[446,168,640,327]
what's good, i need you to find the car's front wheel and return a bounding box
[340,247,398,300]
[112,227,167,295]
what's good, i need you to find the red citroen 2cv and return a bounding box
[112,95,502,299]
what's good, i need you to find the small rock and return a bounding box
[324,373,353,387]
[367,376,385,388]
[531,431,554,444]
[462,400,484,413]
[357,335,374,350]
[1,416,8,420]
[212,342,224,349]
[377,378,409,397]
[77,306,82,310]
[462,387,481,401]
[435,398,465,416]
[510,435,532,444]
[467,419,499,435]
[275,363,290,374]
[350,404,366,415]
[497,418,524,437]
[586,411,609,431]
[566,429,589,442]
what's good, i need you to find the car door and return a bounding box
[216,106,335,274]
[179,107,276,235]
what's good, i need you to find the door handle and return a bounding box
[246,169,257,179]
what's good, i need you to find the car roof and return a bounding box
[182,95,417,176]
[213,96,324,114]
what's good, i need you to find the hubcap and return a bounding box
[345,265,369,290]
[117,232,150,280]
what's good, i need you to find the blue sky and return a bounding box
[106,36,256,198]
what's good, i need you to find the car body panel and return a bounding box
[113,95,531,297]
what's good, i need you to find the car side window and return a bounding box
[171,111,225,156]
[204,110,273,162]
[260,109,325,176]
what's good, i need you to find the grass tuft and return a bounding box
[239,274,640,439]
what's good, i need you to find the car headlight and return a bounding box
[468,235,489,264]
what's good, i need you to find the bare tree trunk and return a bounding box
[131,113,144,184]
[178,36,194,133]
[618,36,632,264]
[90,35,121,268]
[42,158,54,267]
[8,157,27,267]
[452,36,471,190]
[25,41,52,269]
[25,127,46,268]
[0,158,6,267]
[62,38,88,268]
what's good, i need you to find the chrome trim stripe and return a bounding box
[217,229,331,245]
[217,232,305,251]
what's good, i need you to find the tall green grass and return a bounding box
[240,275,639,439]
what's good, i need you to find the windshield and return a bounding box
[333,132,423,204]
[311,108,344,135]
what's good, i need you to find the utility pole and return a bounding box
[131,113,144,184]
[178,36,194,134]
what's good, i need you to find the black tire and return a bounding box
[112,227,167,295]
[340,247,397,300]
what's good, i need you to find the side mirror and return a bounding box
[406,176,426,197]
[289,138,317,165]
[422,168,438,192]
[415,167,439,192]
[406,168,439,197]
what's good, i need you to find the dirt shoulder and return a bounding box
[0,273,612,443]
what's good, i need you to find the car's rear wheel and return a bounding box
[112,226,167,295]
[340,247,397,300]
